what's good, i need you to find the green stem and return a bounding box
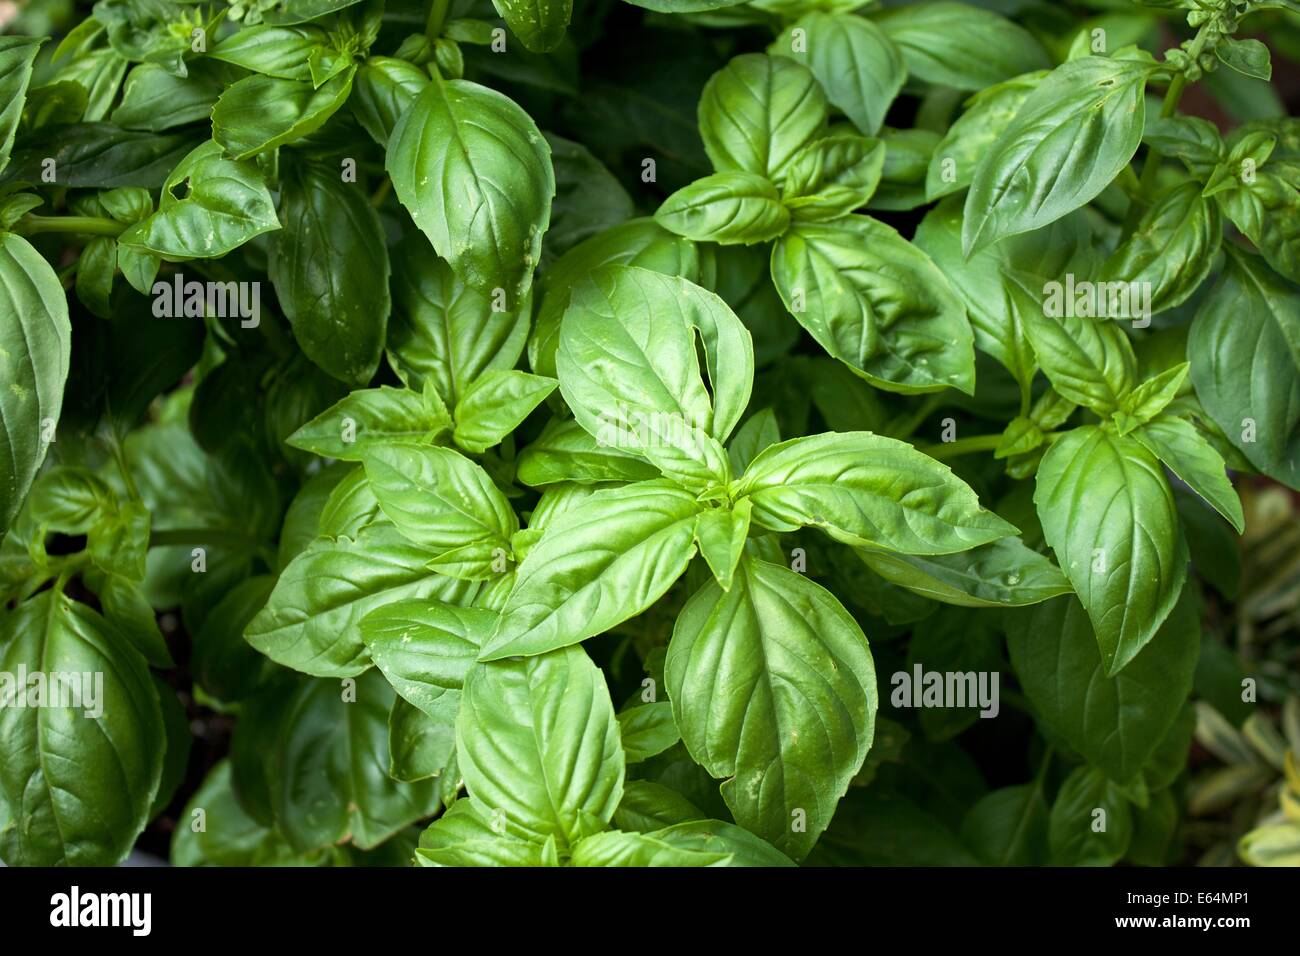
[13,214,127,238]
[425,0,451,40]
[107,431,141,503]
[920,433,1002,461]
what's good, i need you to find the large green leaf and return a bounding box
[857,537,1071,608]
[1189,250,1300,490]
[387,75,553,302]
[0,234,70,532]
[492,0,572,53]
[1020,292,1139,414]
[771,216,975,394]
[361,600,495,713]
[287,386,451,461]
[0,591,163,865]
[665,557,877,860]
[480,481,701,660]
[0,36,42,173]
[212,69,355,160]
[736,431,1016,554]
[457,646,624,846]
[1034,426,1187,674]
[655,172,790,245]
[963,53,1154,254]
[269,162,390,386]
[1007,589,1200,785]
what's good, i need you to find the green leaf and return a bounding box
[192,575,278,702]
[208,24,328,81]
[269,670,443,851]
[694,498,752,591]
[516,417,661,487]
[772,216,975,393]
[770,13,904,137]
[665,556,877,860]
[387,234,530,405]
[415,799,548,866]
[387,75,554,302]
[0,591,163,865]
[781,134,885,221]
[736,431,1016,554]
[458,646,623,846]
[963,53,1154,255]
[961,783,1049,866]
[1034,426,1187,674]
[617,701,681,764]
[212,69,354,161]
[0,234,70,532]
[491,0,572,54]
[557,266,747,489]
[360,600,495,712]
[110,60,225,131]
[1021,297,1138,415]
[570,829,729,866]
[269,162,390,386]
[1117,362,1188,430]
[698,53,827,181]
[1007,589,1200,785]
[244,523,478,677]
[452,370,557,454]
[1188,251,1300,490]
[1216,37,1271,82]
[727,408,780,475]
[480,480,701,660]
[1210,153,1300,285]
[1132,415,1244,533]
[655,172,790,245]
[1048,766,1132,866]
[362,442,518,578]
[874,1,1049,92]
[288,386,452,460]
[117,140,279,260]
[352,56,429,147]
[926,73,1043,201]
[857,537,1071,608]
[0,36,43,174]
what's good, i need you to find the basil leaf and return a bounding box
[387,75,553,302]
[452,370,557,454]
[388,695,457,782]
[1212,161,1300,285]
[362,442,518,577]
[516,417,661,487]
[694,498,752,591]
[0,36,43,173]
[1048,766,1132,866]
[118,140,279,259]
[557,266,747,488]
[665,556,877,860]
[570,829,729,866]
[874,1,1049,92]
[698,53,827,181]
[480,481,701,660]
[458,646,623,845]
[1021,293,1138,415]
[416,799,549,866]
[387,234,530,405]
[289,386,451,460]
[772,215,975,394]
[1132,415,1245,533]
[857,537,1071,608]
[172,761,319,866]
[245,523,478,677]
[208,24,329,81]
[1216,37,1271,82]
[212,69,355,161]
[360,600,495,711]
[1101,182,1221,316]
[961,784,1049,866]
[736,432,1016,554]
[268,670,442,851]
[963,53,1154,255]
[727,407,780,475]
[781,134,885,221]
[770,13,904,137]
[655,171,790,245]
[192,575,279,703]
[1007,589,1200,785]
[0,234,71,532]
[269,161,390,386]
[926,72,1043,202]
[617,701,681,764]
[1034,426,1188,675]
[1189,250,1300,490]
[352,56,428,147]
[492,0,572,54]
[0,591,163,866]
[1117,362,1188,429]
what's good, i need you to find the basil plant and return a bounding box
[0,0,1296,868]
